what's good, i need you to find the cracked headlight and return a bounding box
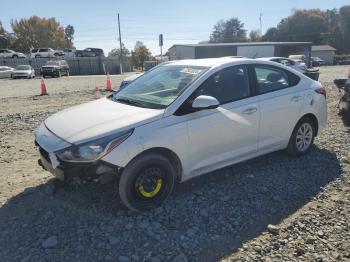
[56,129,133,162]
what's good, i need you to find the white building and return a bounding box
[311,45,336,65]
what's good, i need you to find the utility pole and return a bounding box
[117,13,123,74]
[259,13,263,36]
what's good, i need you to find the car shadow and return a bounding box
[0,146,342,261]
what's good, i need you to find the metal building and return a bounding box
[168,42,313,65]
[311,45,336,65]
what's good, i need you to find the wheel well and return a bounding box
[132,147,183,181]
[299,113,319,136]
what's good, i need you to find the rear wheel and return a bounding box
[286,117,315,156]
[119,153,175,212]
[12,55,18,58]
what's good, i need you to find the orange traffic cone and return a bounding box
[40,77,48,96]
[95,86,99,99]
[106,73,112,91]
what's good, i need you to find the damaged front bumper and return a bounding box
[37,145,118,181]
[35,123,119,181]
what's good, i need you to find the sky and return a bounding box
[1,0,349,55]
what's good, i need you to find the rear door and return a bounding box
[251,64,304,152]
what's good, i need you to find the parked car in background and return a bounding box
[0,66,15,78]
[288,55,306,63]
[62,48,76,58]
[40,60,70,77]
[11,65,35,79]
[30,48,56,58]
[258,57,307,73]
[311,57,326,67]
[35,57,327,211]
[334,55,350,65]
[0,49,26,58]
[76,48,104,57]
[119,73,144,90]
[54,50,65,57]
[259,57,320,81]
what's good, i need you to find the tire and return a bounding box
[12,55,18,58]
[35,55,40,58]
[66,70,70,77]
[119,153,175,212]
[57,71,61,78]
[286,117,316,157]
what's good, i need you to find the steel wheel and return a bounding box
[119,153,175,211]
[134,167,164,200]
[295,122,313,152]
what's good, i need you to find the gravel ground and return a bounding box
[0,67,349,262]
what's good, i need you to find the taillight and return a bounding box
[315,87,326,99]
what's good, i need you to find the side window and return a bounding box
[31,49,38,53]
[195,66,250,104]
[254,66,290,94]
[40,48,48,52]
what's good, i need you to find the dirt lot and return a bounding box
[0,67,349,262]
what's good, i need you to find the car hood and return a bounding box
[45,97,164,144]
[13,70,31,73]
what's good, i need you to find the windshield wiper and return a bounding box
[115,97,146,108]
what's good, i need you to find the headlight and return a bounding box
[56,129,133,162]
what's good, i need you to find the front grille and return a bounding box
[39,147,51,163]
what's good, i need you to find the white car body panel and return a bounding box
[0,66,14,78]
[38,58,328,182]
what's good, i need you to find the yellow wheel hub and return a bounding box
[138,179,162,198]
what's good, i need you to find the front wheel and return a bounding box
[119,153,175,212]
[286,117,316,156]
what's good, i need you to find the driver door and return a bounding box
[181,65,260,178]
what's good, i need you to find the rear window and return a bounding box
[254,65,300,94]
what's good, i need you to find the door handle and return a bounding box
[242,107,257,115]
[291,95,302,102]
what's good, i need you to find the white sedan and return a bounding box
[35,58,327,211]
[11,65,36,79]
[0,66,15,78]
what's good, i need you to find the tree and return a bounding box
[0,21,13,49]
[108,43,130,57]
[210,17,247,43]
[249,30,261,42]
[338,5,350,53]
[10,16,73,52]
[133,41,151,70]
[64,24,75,46]
[262,9,328,43]
[262,27,279,41]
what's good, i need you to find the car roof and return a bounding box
[166,57,253,67]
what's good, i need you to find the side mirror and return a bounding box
[192,95,219,109]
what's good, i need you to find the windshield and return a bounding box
[46,61,60,66]
[16,65,30,70]
[112,65,208,109]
